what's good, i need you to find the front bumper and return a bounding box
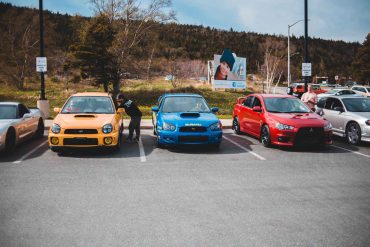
[270,127,332,147]
[361,125,370,142]
[157,129,222,145]
[48,130,120,148]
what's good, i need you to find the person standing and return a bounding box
[116,93,142,142]
[301,85,318,111]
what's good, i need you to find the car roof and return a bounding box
[71,92,111,97]
[161,93,203,98]
[0,102,19,105]
[324,95,365,99]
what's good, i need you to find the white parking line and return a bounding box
[223,136,266,161]
[231,133,259,144]
[138,138,147,162]
[332,145,370,158]
[13,141,48,164]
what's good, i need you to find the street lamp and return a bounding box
[287,19,305,87]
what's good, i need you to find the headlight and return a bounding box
[210,121,222,131]
[275,122,294,130]
[51,123,61,134]
[366,120,370,126]
[102,123,113,134]
[163,122,176,131]
[324,122,333,131]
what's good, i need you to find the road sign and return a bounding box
[36,57,47,72]
[302,63,311,76]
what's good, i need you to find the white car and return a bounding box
[0,102,44,152]
[351,86,370,97]
[318,88,361,99]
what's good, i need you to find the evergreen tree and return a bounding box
[352,34,370,83]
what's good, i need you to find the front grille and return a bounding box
[179,126,207,132]
[178,136,208,143]
[294,127,324,146]
[64,129,98,134]
[63,138,98,145]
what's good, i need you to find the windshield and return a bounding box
[264,97,311,113]
[0,105,17,119]
[61,96,114,114]
[342,98,370,112]
[161,96,211,113]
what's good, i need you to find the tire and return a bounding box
[5,128,16,153]
[260,125,271,147]
[346,122,361,145]
[232,117,241,135]
[34,118,44,139]
[153,126,157,136]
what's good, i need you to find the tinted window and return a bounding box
[0,105,17,119]
[62,96,114,114]
[161,96,210,113]
[18,104,29,118]
[342,98,370,112]
[324,98,343,110]
[264,97,310,113]
[252,97,262,107]
[317,97,327,108]
[243,96,254,108]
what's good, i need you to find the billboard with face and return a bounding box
[212,49,246,89]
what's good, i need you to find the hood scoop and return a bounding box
[180,112,200,118]
[74,114,95,118]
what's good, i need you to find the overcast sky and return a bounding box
[5,0,370,43]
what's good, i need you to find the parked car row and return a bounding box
[2,89,369,154]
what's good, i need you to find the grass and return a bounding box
[0,77,255,119]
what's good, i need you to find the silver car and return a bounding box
[317,88,361,99]
[316,96,370,145]
[0,102,45,152]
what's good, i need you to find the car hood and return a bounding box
[267,112,327,127]
[159,112,219,126]
[53,114,115,129]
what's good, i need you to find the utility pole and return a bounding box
[37,0,49,118]
[288,19,305,87]
[39,0,45,100]
[304,0,309,92]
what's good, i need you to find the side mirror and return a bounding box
[117,108,124,114]
[151,106,159,112]
[54,107,61,113]
[23,113,32,118]
[252,106,262,112]
[211,107,219,113]
[333,106,344,112]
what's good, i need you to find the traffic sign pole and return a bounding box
[39,0,46,100]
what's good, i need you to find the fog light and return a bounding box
[50,137,59,145]
[104,137,113,145]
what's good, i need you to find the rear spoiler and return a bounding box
[236,97,246,104]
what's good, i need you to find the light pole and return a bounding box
[287,19,305,87]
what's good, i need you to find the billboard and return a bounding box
[211,49,246,89]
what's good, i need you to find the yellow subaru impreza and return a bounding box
[48,92,124,153]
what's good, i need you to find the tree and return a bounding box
[351,34,370,83]
[72,15,115,92]
[88,0,176,95]
[0,8,39,89]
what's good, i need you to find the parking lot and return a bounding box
[1,129,370,247]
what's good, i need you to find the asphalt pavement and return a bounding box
[0,129,370,247]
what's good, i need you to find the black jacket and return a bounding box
[118,99,142,117]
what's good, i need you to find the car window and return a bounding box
[161,96,211,113]
[264,97,310,113]
[18,104,29,118]
[324,98,343,110]
[252,97,262,108]
[62,96,114,114]
[243,96,254,108]
[342,98,370,112]
[366,88,370,93]
[317,97,327,108]
[0,105,17,119]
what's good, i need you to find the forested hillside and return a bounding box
[0,2,365,91]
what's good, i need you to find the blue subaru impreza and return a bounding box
[152,94,223,148]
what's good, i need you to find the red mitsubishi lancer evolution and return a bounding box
[232,94,333,148]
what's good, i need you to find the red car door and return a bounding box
[240,96,255,133]
[248,97,264,137]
